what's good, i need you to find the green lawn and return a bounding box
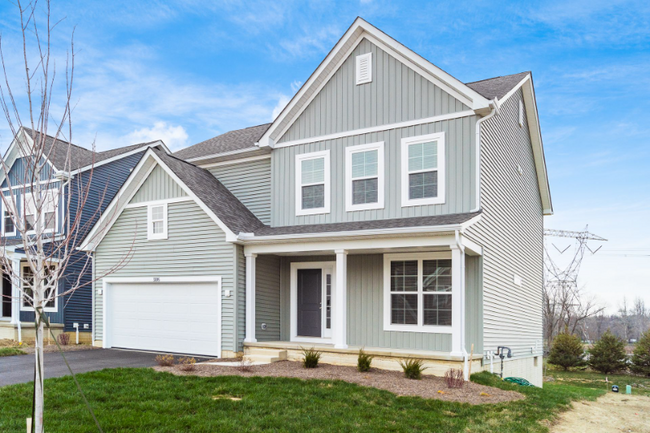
[547,368,650,397]
[0,368,605,433]
[0,347,25,357]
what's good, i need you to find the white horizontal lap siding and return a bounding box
[208,158,271,224]
[278,38,469,144]
[465,89,544,359]
[94,200,237,351]
[271,117,477,226]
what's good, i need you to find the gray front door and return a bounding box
[297,269,322,337]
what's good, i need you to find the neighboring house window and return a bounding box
[295,150,330,216]
[147,203,168,240]
[2,199,16,236]
[345,142,384,211]
[355,52,372,85]
[23,188,59,234]
[401,132,446,207]
[20,263,57,312]
[384,253,452,332]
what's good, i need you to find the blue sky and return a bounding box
[1,0,648,312]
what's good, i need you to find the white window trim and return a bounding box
[345,141,384,212]
[401,132,446,207]
[22,188,59,235]
[289,261,336,343]
[147,203,168,240]
[383,252,452,334]
[20,263,58,313]
[295,150,330,217]
[355,52,372,85]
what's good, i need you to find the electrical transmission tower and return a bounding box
[543,226,607,342]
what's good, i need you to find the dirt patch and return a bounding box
[552,392,650,433]
[154,361,523,405]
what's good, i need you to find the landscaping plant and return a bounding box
[155,354,175,367]
[589,330,628,374]
[302,347,321,368]
[237,357,254,372]
[399,358,427,380]
[548,332,585,370]
[630,330,650,376]
[357,349,374,372]
[177,357,196,372]
[444,368,465,388]
[57,333,70,346]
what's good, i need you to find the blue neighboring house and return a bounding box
[0,127,168,342]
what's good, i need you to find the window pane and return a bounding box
[152,221,163,234]
[326,274,332,329]
[390,261,418,292]
[301,184,324,209]
[409,171,438,200]
[4,214,14,233]
[352,178,378,205]
[423,294,452,326]
[25,215,35,232]
[44,212,56,230]
[351,149,378,179]
[423,259,452,292]
[151,206,164,221]
[408,141,437,172]
[301,157,324,184]
[391,294,418,325]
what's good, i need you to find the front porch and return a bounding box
[243,230,484,375]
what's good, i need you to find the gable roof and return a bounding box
[465,72,530,100]
[174,123,271,162]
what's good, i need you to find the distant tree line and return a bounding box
[580,297,649,344]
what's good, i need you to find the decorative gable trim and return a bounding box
[257,18,491,148]
[78,149,237,252]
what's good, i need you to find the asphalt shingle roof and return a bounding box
[465,72,530,101]
[253,211,481,237]
[152,149,265,234]
[173,123,271,161]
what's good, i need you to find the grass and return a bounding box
[0,347,25,357]
[0,368,606,433]
[546,367,650,397]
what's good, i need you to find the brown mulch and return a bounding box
[155,361,523,405]
[1,339,99,354]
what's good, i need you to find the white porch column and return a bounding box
[244,253,257,343]
[450,246,466,357]
[334,249,348,349]
[10,258,21,325]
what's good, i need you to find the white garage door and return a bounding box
[105,279,221,357]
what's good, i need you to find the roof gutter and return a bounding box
[471,98,500,213]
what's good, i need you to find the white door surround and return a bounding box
[290,261,336,344]
[102,276,222,357]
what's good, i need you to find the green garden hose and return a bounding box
[504,377,534,386]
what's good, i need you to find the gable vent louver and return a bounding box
[356,53,372,85]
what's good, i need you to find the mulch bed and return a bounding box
[1,339,99,354]
[155,361,523,405]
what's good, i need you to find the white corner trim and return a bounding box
[401,132,446,207]
[295,150,331,217]
[275,110,475,149]
[345,141,384,212]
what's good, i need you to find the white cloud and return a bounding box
[125,122,189,151]
[271,95,291,121]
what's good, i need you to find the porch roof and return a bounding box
[252,211,481,237]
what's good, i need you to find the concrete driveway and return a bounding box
[0,349,160,386]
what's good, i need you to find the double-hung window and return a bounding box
[401,132,445,207]
[345,142,384,211]
[295,150,330,216]
[147,203,168,240]
[2,197,16,236]
[21,263,57,312]
[384,253,452,332]
[22,188,59,234]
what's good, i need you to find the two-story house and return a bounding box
[0,127,167,342]
[80,18,552,386]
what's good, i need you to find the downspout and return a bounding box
[471,99,500,212]
[455,230,468,380]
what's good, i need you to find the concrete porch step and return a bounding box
[243,348,287,363]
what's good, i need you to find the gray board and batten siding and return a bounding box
[465,89,544,359]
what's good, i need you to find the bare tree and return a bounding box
[0,2,132,431]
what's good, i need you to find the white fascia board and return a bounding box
[72,140,167,176]
[185,146,266,164]
[258,17,490,148]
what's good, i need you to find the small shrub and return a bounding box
[302,347,321,369]
[155,354,175,366]
[444,368,465,388]
[357,349,374,372]
[399,358,427,380]
[589,330,628,374]
[631,331,650,376]
[548,332,585,370]
[177,357,196,371]
[237,357,253,372]
[57,333,70,346]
